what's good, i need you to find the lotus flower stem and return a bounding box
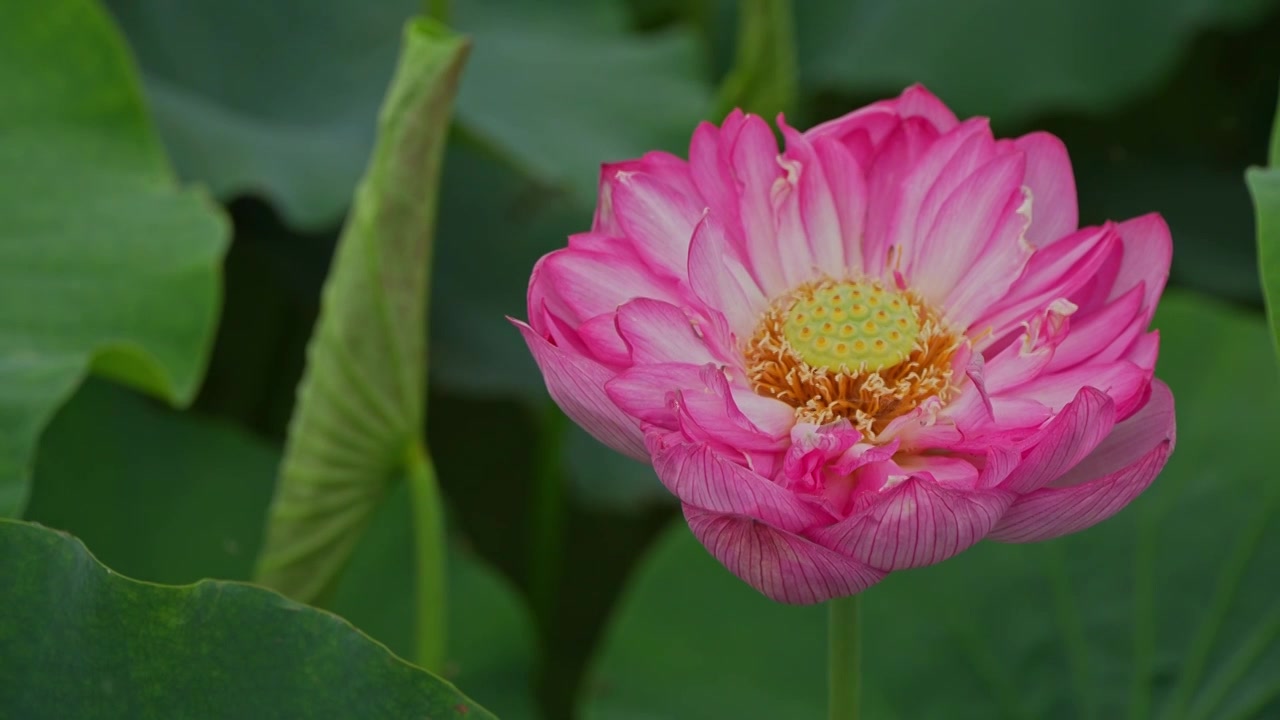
[828,594,861,719]
[406,439,446,672]
[529,407,568,628]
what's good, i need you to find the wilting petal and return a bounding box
[990,381,1174,542]
[815,466,1015,571]
[514,320,646,460]
[684,505,885,604]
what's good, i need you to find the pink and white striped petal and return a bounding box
[514,320,647,460]
[651,436,831,533]
[990,381,1174,542]
[814,453,1017,570]
[684,505,886,604]
[999,387,1115,494]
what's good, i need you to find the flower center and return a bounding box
[780,281,919,372]
[744,278,965,440]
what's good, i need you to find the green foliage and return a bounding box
[0,518,494,719]
[582,291,1280,720]
[716,0,797,119]
[105,0,713,228]
[0,0,228,516]
[1247,88,1280,362]
[25,380,538,718]
[8,0,1280,716]
[253,19,467,617]
[795,0,1277,121]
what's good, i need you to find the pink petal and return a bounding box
[593,151,690,234]
[989,381,1174,542]
[688,117,746,241]
[1015,132,1078,246]
[806,84,959,150]
[912,153,1030,320]
[898,120,1002,272]
[513,319,647,460]
[683,505,885,604]
[971,225,1119,347]
[615,298,722,366]
[814,464,1016,571]
[650,436,830,532]
[576,312,631,367]
[981,300,1074,394]
[861,117,944,274]
[731,114,795,294]
[609,168,705,280]
[1051,379,1174,487]
[1045,284,1145,372]
[777,116,872,280]
[675,367,795,451]
[605,362,704,426]
[999,387,1115,494]
[1004,358,1149,417]
[1109,213,1173,320]
[687,213,769,334]
[530,238,678,326]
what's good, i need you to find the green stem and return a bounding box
[406,439,446,673]
[828,594,862,720]
[425,0,449,23]
[528,406,567,628]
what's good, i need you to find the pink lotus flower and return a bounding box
[515,86,1176,604]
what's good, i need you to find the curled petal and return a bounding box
[684,505,885,604]
[999,387,1115,494]
[990,381,1174,542]
[514,320,646,460]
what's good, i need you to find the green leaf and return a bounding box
[1247,85,1280,364]
[253,18,467,609]
[331,480,540,720]
[0,0,228,516]
[715,0,797,119]
[0,518,493,719]
[581,290,1280,719]
[795,0,1276,122]
[105,0,712,228]
[451,0,712,205]
[25,379,538,718]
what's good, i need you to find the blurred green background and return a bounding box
[10,0,1280,717]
